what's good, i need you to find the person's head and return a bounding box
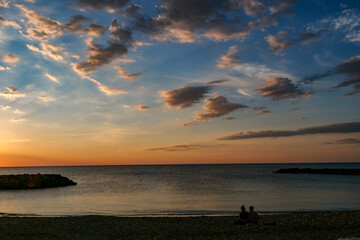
[249,206,254,211]
[241,205,245,211]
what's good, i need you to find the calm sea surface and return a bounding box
[0,163,360,216]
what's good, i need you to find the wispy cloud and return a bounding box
[38,95,54,102]
[45,73,60,84]
[81,75,127,95]
[0,16,21,29]
[3,54,20,64]
[306,9,360,43]
[303,55,360,96]
[114,65,142,80]
[27,43,65,62]
[135,105,149,111]
[216,121,360,140]
[11,117,27,122]
[0,87,26,99]
[325,138,360,145]
[15,4,64,40]
[217,46,242,68]
[145,143,210,152]
[266,31,322,54]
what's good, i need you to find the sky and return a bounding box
[0,0,359,167]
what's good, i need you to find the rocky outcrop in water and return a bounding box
[274,168,360,176]
[0,174,77,190]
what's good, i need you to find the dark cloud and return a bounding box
[195,96,248,122]
[73,41,128,74]
[72,19,132,74]
[122,4,142,18]
[266,30,322,54]
[303,55,360,96]
[255,77,311,100]
[127,0,297,42]
[257,109,271,114]
[161,86,211,109]
[253,106,271,114]
[74,0,131,11]
[207,79,229,85]
[135,105,149,111]
[66,15,106,36]
[145,143,210,152]
[216,121,360,140]
[109,18,133,44]
[325,138,360,144]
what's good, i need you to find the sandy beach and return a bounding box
[0,211,359,240]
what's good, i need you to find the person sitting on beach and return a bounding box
[248,206,259,225]
[233,205,248,225]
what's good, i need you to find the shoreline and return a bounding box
[0,210,359,239]
[1,209,360,218]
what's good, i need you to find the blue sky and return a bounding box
[0,0,359,166]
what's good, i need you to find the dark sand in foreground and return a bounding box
[0,211,359,240]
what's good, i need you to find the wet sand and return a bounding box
[0,211,359,240]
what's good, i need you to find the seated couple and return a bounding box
[233,205,259,225]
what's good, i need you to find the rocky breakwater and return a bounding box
[274,168,360,176]
[0,174,77,190]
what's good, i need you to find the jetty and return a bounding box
[0,174,77,190]
[274,168,360,176]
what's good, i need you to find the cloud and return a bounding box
[325,138,360,144]
[45,73,60,84]
[297,116,306,121]
[0,65,10,70]
[122,4,142,18]
[81,75,127,95]
[15,4,64,40]
[0,16,21,29]
[72,20,132,74]
[0,0,9,8]
[11,117,26,122]
[3,54,19,64]
[255,77,311,100]
[27,43,64,62]
[160,86,211,109]
[306,9,360,43]
[257,109,271,114]
[192,95,248,122]
[135,105,149,111]
[266,31,322,54]
[216,121,360,140]
[74,0,132,12]
[128,0,296,43]
[217,46,242,68]
[303,55,360,96]
[0,87,26,98]
[0,105,10,110]
[145,143,209,152]
[114,65,142,80]
[14,109,23,114]
[207,79,229,85]
[38,95,54,102]
[66,14,106,37]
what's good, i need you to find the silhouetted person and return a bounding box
[233,205,248,225]
[248,206,259,225]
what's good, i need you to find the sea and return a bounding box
[0,163,359,217]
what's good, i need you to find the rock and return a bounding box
[0,174,77,190]
[273,168,360,175]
